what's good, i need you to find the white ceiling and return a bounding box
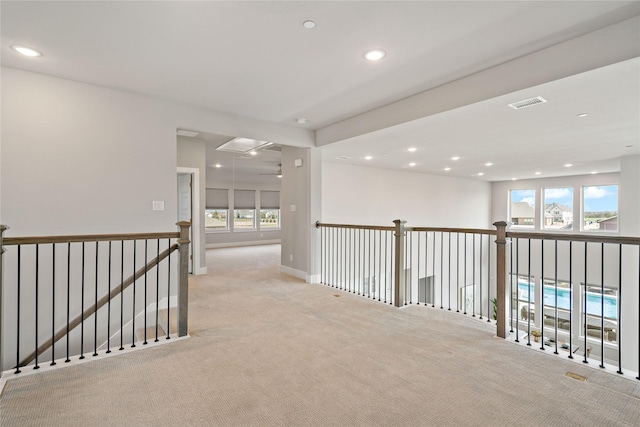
[2,1,639,181]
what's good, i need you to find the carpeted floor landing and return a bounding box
[1,244,639,426]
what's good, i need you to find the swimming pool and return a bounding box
[516,281,617,320]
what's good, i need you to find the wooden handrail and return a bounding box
[19,243,179,367]
[411,226,496,235]
[315,221,394,231]
[3,231,180,246]
[506,230,640,245]
[316,221,496,235]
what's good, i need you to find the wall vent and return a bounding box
[508,96,547,110]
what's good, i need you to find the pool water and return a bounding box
[517,281,617,320]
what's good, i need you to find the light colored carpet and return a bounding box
[1,244,639,426]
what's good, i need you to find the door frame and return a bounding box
[177,167,206,275]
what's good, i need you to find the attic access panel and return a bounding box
[215,137,272,153]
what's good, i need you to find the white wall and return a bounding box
[280,146,316,280]
[321,162,492,228]
[620,155,640,237]
[0,67,313,237]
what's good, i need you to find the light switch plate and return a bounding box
[152,201,165,211]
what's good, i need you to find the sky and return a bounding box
[511,186,618,213]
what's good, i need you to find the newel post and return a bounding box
[0,225,6,378]
[177,221,191,337]
[493,221,509,338]
[393,220,407,307]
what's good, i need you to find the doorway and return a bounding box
[177,168,202,274]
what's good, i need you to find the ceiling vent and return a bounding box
[335,156,351,160]
[508,96,547,110]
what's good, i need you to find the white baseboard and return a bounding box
[279,267,320,284]
[280,265,308,281]
[193,265,208,275]
[206,239,281,249]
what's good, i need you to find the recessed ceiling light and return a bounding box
[409,162,416,167]
[577,113,588,118]
[215,164,222,168]
[303,20,316,29]
[564,163,572,167]
[591,171,598,175]
[485,162,493,167]
[512,178,518,181]
[365,155,373,160]
[451,156,460,161]
[444,167,451,171]
[534,171,542,175]
[295,117,307,124]
[250,151,258,156]
[407,147,417,152]
[364,49,386,61]
[11,45,42,57]
[477,172,484,176]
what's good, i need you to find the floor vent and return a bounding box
[566,372,587,382]
[508,96,547,110]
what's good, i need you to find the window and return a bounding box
[543,187,573,230]
[542,278,572,332]
[581,284,618,344]
[205,188,229,231]
[583,185,618,231]
[511,274,535,323]
[510,189,535,228]
[260,209,280,228]
[205,209,228,230]
[260,190,280,229]
[234,209,255,229]
[234,189,256,230]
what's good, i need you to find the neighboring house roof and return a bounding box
[597,216,618,223]
[544,202,571,213]
[511,201,534,218]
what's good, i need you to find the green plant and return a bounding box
[491,298,497,320]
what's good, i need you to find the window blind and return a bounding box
[206,188,229,209]
[234,189,256,209]
[260,191,280,209]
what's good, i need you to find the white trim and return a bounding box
[307,273,321,284]
[194,266,208,275]
[177,167,206,275]
[280,264,308,282]
[206,239,281,249]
